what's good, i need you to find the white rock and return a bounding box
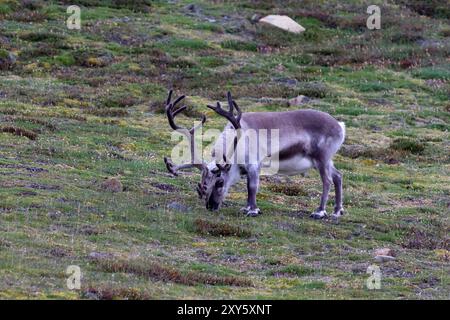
[88,251,113,260]
[259,15,305,34]
[374,255,396,263]
[288,95,311,106]
[374,248,394,257]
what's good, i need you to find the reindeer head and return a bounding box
[163,90,241,211]
[198,161,236,211]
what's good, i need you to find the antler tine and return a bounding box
[190,114,206,134]
[172,105,187,117]
[171,95,186,109]
[166,90,183,108]
[207,92,242,130]
[227,92,242,122]
[163,90,207,176]
[165,90,191,132]
[207,92,243,165]
[166,89,173,106]
[227,91,234,113]
[232,101,242,123]
[164,157,205,176]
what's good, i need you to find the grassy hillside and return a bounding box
[0,0,449,299]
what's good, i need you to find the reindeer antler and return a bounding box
[208,92,242,165]
[207,91,241,130]
[163,90,207,176]
[165,90,206,134]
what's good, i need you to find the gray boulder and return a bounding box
[288,95,311,106]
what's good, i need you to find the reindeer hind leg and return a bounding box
[331,164,344,220]
[310,160,332,220]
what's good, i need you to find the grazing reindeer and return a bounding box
[163,90,346,219]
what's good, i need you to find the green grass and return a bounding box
[0,0,449,300]
[221,40,258,52]
[390,138,426,154]
[412,67,450,80]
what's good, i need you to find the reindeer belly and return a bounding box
[277,155,313,176]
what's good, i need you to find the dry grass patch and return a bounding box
[340,142,426,164]
[84,108,129,117]
[93,258,252,287]
[266,183,308,197]
[0,126,37,140]
[193,218,252,238]
[82,285,152,300]
[390,138,426,154]
[2,116,56,131]
[402,228,449,250]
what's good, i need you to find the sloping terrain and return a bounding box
[0,0,449,299]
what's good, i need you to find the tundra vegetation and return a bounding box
[0,0,449,299]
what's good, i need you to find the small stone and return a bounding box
[385,157,400,165]
[351,263,368,274]
[50,247,67,257]
[374,248,395,257]
[275,64,285,72]
[101,177,123,192]
[274,77,298,86]
[88,251,113,260]
[47,211,61,219]
[167,201,190,213]
[80,225,99,235]
[374,255,396,263]
[184,3,200,13]
[288,95,311,106]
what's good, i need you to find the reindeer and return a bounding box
[163,90,346,220]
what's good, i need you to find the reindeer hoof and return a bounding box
[332,208,345,218]
[310,210,327,220]
[240,206,251,214]
[331,208,345,221]
[246,208,261,217]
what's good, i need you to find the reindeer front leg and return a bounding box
[243,165,261,217]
